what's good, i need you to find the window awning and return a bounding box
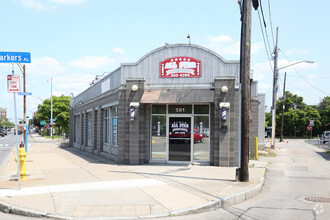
[140,89,214,104]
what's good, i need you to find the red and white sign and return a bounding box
[7,75,20,93]
[307,125,312,131]
[160,57,201,78]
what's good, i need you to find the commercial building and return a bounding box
[0,108,7,119]
[69,44,265,166]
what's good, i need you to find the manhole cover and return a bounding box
[305,197,330,203]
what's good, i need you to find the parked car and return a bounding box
[193,129,205,143]
[203,128,209,137]
[169,128,205,143]
[322,131,330,144]
[14,129,22,135]
[0,128,7,137]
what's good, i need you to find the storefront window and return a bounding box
[87,113,92,146]
[151,115,166,159]
[152,105,166,114]
[111,107,118,146]
[193,114,209,161]
[194,105,209,114]
[74,115,80,143]
[104,109,109,144]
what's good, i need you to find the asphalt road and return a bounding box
[158,139,330,220]
[0,132,24,169]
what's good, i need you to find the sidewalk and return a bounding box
[0,134,266,219]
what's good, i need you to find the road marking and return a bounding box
[0,179,166,197]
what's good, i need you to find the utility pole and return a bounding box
[270,27,279,149]
[238,0,252,182]
[280,72,286,142]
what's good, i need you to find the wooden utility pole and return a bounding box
[270,27,279,149]
[280,72,286,142]
[238,0,252,182]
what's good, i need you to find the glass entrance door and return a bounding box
[168,117,191,161]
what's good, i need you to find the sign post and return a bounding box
[2,51,31,190]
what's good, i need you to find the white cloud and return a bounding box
[251,42,264,55]
[53,73,94,95]
[26,57,66,76]
[251,61,273,81]
[203,35,264,56]
[68,56,115,69]
[50,0,85,5]
[20,0,56,10]
[204,35,239,56]
[20,0,84,10]
[112,48,126,54]
[205,35,233,43]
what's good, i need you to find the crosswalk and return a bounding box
[0,144,11,150]
[0,179,166,197]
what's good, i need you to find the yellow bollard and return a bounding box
[19,144,27,181]
[255,137,258,160]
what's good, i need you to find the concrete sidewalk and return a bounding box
[0,134,266,219]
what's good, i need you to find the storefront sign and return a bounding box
[160,57,201,78]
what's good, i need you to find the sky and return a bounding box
[0,0,329,122]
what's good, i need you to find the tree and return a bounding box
[317,96,330,132]
[0,117,15,128]
[35,95,70,135]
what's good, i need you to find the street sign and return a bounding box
[40,120,46,126]
[18,92,32,96]
[50,119,56,122]
[309,120,314,126]
[0,51,31,63]
[7,75,20,93]
[307,125,312,131]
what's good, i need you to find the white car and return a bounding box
[322,131,330,144]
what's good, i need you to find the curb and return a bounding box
[0,199,73,220]
[0,168,266,219]
[222,175,265,207]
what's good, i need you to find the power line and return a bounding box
[257,9,273,71]
[279,50,329,96]
[281,73,330,79]
[267,0,275,46]
[259,0,273,51]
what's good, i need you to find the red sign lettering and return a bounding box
[160,57,201,78]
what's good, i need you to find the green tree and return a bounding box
[35,95,70,134]
[317,96,330,132]
[0,117,15,128]
[275,91,321,137]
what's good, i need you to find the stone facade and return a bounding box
[69,44,265,167]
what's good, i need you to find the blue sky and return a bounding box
[0,0,329,121]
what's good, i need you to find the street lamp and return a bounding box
[277,60,315,71]
[47,78,53,139]
[271,60,315,148]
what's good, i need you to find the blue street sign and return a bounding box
[18,92,32,96]
[0,52,31,63]
[50,119,56,121]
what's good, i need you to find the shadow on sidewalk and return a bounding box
[108,170,235,182]
[315,151,330,161]
[60,145,118,165]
